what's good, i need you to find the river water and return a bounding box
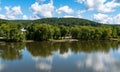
[0,41,120,72]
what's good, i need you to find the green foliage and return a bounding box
[33,18,101,26]
[53,26,61,39]
[0,23,26,42]
[71,26,119,40]
[0,18,102,26]
[26,24,37,40]
[26,24,58,41]
[34,24,54,41]
[60,25,69,38]
[1,18,120,41]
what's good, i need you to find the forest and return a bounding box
[0,18,120,42]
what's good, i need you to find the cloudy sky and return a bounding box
[0,0,120,24]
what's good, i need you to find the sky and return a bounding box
[0,0,120,24]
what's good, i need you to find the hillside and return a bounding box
[33,18,102,26]
[0,18,102,26]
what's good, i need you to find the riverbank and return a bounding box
[110,38,120,41]
[1,38,120,43]
[49,39,79,42]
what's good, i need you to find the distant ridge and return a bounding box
[0,18,110,26]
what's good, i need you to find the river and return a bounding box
[0,41,120,72]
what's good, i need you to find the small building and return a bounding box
[0,37,4,39]
[21,28,26,32]
[21,28,26,34]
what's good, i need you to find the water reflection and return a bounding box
[26,41,119,57]
[57,49,73,59]
[26,42,54,57]
[0,59,5,71]
[0,42,25,60]
[0,41,120,72]
[76,53,120,72]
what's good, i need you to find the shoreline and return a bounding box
[49,39,79,42]
[1,38,120,43]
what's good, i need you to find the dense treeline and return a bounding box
[0,23,26,41]
[26,24,68,41]
[26,24,120,41]
[71,26,118,40]
[0,18,120,41]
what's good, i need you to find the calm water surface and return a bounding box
[0,41,120,72]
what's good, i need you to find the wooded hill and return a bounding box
[0,18,102,26]
[0,18,120,42]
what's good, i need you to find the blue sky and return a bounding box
[0,0,120,24]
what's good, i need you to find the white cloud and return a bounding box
[113,14,120,24]
[5,6,23,15]
[7,15,15,19]
[100,1,120,12]
[56,5,74,14]
[63,15,74,18]
[0,14,6,19]
[93,13,112,24]
[93,13,120,24]
[77,0,120,13]
[85,0,106,11]
[4,6,23,19]
[29,15,40,20]
[76,10,86,18]
[30,0,54,19]
[23,15,28,20]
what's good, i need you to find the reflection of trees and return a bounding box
[26,42,71,57]
[0,42,25,60]
[26,42,56,57]
[70,41,119,53]
[59,42,70,54]
[26,41,119,57]
[0,41,118,60]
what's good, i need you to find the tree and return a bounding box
[34,24,54,41]
[0,23,25,41]
[71,26,81,39]
[53,26,61,39]
[60,25,69,39]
